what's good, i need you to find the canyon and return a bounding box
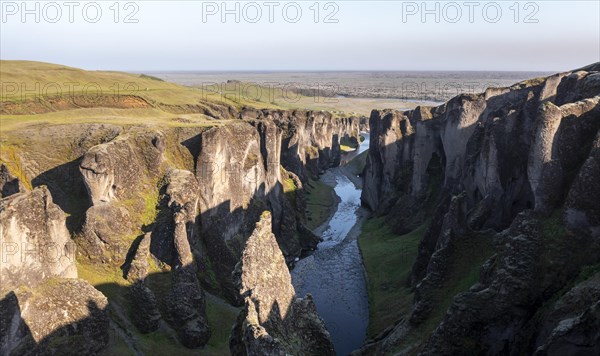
[1,61,599,355]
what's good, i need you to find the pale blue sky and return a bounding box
[1,0,598,71]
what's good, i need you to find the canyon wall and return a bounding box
[0,104,358,353]
[0,187,109,355]
[360,63,600,354]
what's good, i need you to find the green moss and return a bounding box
[305,146,319,158]
[0,144,33,190]
[541,210,567,242]
[244,153,259,170]
[141,189,160,226]
[282,176,298,194]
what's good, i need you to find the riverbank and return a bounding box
[291,134,371,355]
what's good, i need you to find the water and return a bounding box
[291,135,370,355]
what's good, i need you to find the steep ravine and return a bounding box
[0,107,362,355]
[358,63,600,355]
[292,134,370,355]
[2,63,600,356]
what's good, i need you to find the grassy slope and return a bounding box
[359,218,426,337]
[359,217,494,348]
[1,60,257,106]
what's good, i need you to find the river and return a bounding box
[291,133,370,355]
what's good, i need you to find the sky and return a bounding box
[1,0,599,71]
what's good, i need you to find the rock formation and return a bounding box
[0,279,109,356]
[0,186,77,290]
[230,211,335,355]
[78,128,166,264]
[359,63,600,354]
[0,187,109,355]
[194,115,359,301]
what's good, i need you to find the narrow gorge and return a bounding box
[1,61,599,356]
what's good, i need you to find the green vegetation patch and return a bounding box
[304,178,335,230]
[358,218,427,337]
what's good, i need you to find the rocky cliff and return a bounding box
[191,112,359,301]
[0,187,109,355]
[359,63,600,354]
[1,97,357,353]
[230,211,335,355]
[0,187,77,290]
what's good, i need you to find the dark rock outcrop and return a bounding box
[141,169,210,344]
[125,232,152,282]
[168,267,211,348]
[532,271,600,355]
[0,164,26,198]
[230,211,335,355]
[359,64,600,354]
[78,204,133,263]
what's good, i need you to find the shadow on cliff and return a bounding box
[0,290,108,356]
[31,158,90,232]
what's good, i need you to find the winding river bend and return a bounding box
[291,134,370,355]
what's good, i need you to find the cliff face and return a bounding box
[193,112,359,301]
[364,66,600,229]
[0,164,26,198]
[0,186,77,290]
[360,64,600,354]
[230,212,335,355]
[52,108,356,348]
[240,109,361,181]
[0,187,109,355]
[78,127,166,264]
